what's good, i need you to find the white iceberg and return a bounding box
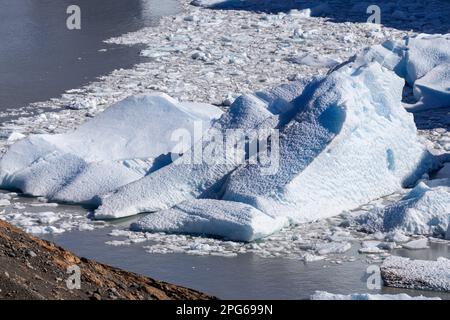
[223,62,434,223]
[131,199,288,242]
[355,179,450,238]
[0,93,222,205]
[95,80,308,219]
[311,291,440,300]
[381,256,450,292]
[356,34,450,110]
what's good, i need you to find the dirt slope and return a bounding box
[0,220,214,300]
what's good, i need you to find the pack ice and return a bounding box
[0,94,222,205]
[381,256,450,292]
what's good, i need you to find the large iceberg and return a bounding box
[130,62,434,239]
[354,179,450,238]
[381,256,450,292]
[0,93,222,205]
[223,62,433,223]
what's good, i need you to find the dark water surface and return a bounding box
[43,228,450,300]
[0,0,180,110]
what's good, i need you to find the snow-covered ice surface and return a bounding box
[311,291,441,300]
[0,94,222,205]
[381,256,450,292]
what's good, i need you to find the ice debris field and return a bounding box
[1,34,449,243]
[0,1,449,293]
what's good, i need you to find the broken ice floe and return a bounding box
[381,256,450,292]
[98,56,437,241]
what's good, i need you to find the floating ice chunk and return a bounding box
[25,225,65,235]
[311,291,441,300]
[96,81,307,219]
[402,238,429,250]
[384,230,410,243]
[224,62,434,223]
[131,199,288,242]
[0,93,222,204]
[314,242,351,255]
[381,256,450,292]
[355,180,450,238]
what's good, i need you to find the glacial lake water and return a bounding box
[0,0,180,111]
[43,226,450,300]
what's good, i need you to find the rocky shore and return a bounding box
[0,220,213,300]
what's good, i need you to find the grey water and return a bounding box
[43,228,450,300]
[0,0,180,111]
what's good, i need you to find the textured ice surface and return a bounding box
[224,62,434,223]
[356,34,450,111]
[311,291,440,300]
[381,256,450,292]
[355,180,450,237]
[131,199,288,242]
[95,80,308,219]
[0,94,222,205]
